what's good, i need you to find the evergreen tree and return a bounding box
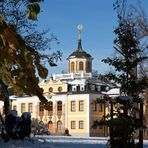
[93,2,147,147]
[94,1,148,147]
[101,18,147,148]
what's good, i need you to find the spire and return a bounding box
[77,24,83,51]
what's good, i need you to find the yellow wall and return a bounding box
[39,79,67,94]
[68,99,87,115]
[11,101,35,117]
[68,117,87,134]
[89,94,108,137]
[67,95,89,136]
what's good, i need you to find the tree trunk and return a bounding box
[110,101,113,147]
[139,101,143,148]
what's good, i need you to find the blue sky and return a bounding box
[37,0,148,76]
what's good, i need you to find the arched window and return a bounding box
[57,101,62,111]
[48,121,53,124]
[79,61,83,70]
[57,120,62,132]
[86,61,91,72]
[49,101,53,111]
[48,121,53,133]
[71,62,74,72]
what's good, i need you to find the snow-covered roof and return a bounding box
[68,79,86,85]
[106,88,120,95]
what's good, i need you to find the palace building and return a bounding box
[2,25,116,137]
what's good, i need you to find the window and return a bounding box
[79,121,84,129]
[98,103,103,112]
[49,101,53,111]
[79,61,83,70]
[99,126,103,129]
[71,101,75,112]
[57,120,62,132]
[72,86,76,91]
[91,85,95,91]
[92,101,97,111]
[71,121,76,129]
[21,103,25,113]
[39,102,44,112]
[57,101,62,111]
[96,86,101,91]
[28,103,33,113]
[13,105,17,110]
[79,100,84,111]
[49,87,53,92]
[77,85,80,91]
[80,86,84,91]
[58,87,62,92]
[86,61,91,72]
[71,62,74,72]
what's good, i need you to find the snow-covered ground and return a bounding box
[0,136,148,148]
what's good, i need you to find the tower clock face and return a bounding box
[77,24,83,30]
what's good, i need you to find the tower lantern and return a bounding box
[67,24,93,73]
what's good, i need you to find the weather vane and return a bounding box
[77,24,84,40]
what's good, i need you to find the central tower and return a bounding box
[67,24,93,74]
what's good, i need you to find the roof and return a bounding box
[68,50,92,59]
[67,39,92,59]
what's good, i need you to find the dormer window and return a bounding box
[106,87,109,91]
[80,85,85,91]
[72,86,77,91]
[91,85,95,91]
[96,86,101,91]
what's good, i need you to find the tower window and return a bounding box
[79,61,83,70]
[86,61,91,72]
[71,62,74,72]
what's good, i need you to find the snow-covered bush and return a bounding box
[31,119,50,136]
[1,111,31,140]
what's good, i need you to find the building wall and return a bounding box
[49,94,67,133]
[0,101,4,114]
[67,94,89,136]
[89,94,108,137]
[10,96,39,119]
[8,80,109,137]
